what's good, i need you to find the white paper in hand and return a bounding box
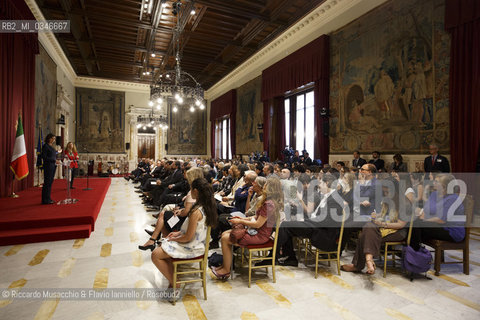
[151,181,157,185]
[214,194,223,202]
[167,215,180,229]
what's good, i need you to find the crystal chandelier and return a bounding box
[136,103,169,131]
[149,0,206,114]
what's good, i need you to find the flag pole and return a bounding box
[9,173,19,198]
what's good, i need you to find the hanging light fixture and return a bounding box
[148,0,205,117]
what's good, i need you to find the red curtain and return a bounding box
[261,35,329,162]
[263,101,270,153]
[274,97,285,161]
[445,0,480,172]
[210,90,237,158]
[0,0,38,198]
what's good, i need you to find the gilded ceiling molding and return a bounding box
[24,0,150,93]
[205,0,388,101]
[75,77,150,93]
[25,0,76,83]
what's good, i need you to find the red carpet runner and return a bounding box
[0,178,111,246]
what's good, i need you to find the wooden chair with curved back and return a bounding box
[171,226,211,305]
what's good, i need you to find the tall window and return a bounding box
[215,117,231,159]
[285,89,315,157]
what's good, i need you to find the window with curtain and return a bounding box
[214,117,231,159]
[285,88,315,157]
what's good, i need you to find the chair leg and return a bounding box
[202,262,207,300]
[441,250,445,263]
[272,254,276,283]
[304,240,309,263]
[241,247,244,266]
[248,251,252,288]
[315,250,319,279]
[172,264,178,305]
[327,253,331,267]
[463,248,469,275]
[434,248,442,276]
[383,244,388,278]
[336,255,341,275]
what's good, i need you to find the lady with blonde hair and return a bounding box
[211,176,284,279]
[139,167,205,251]
[64,142,79,188]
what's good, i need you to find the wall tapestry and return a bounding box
[167,104,206,155]
[76,88,125,153]
[236,76,264,155]
[329,0,450,154]
[35,44,57,143]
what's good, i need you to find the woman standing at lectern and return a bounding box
[64,142,79,188]
[41,134,61,204]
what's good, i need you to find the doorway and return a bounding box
[137,133,156,160]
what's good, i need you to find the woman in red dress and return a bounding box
[211,176,284,279]
[64,142,79,188]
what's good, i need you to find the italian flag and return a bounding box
[10,115,29,180]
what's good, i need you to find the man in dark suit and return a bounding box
[368,151,385,172]
[424,144,450,173]
[352,150,367,169]
[274,174,344,267]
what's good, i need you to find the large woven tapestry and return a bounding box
[236,76,263,155]
[167,104,207,155]
[329,0,450,154]
[76,88,125,153]
[35,44,57,142]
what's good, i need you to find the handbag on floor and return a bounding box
[401,245,432,280]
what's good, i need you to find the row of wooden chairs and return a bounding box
[169,195,473,304]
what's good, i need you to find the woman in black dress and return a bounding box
[41,134,60,204]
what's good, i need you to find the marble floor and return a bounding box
[1,178,479,320]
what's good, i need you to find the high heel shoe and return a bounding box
[211,267,230,280]
[366,258,376,275]
[138,238,156,251]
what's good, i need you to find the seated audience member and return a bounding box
[219,171,257,213]
[210,177,284,279]
[214,165,232,192]
[263,163,274,177]
[303,152,313,166]
[222,164,248,202]
[342,178,412,274]
[255,163,265,177]
[409,174,465,251]
[409,172,425,208]
[368,151,385,172]
[139,167,205,250]
[274,174,344,266]
[336,161,346,172]
[352,151,367,169]
[354,164,380,219]
[211,171,257,248]
[285,173,320,221]
[273,163,283,176]
[245,176,267,217]
[150,178,217,289]
[389,153,408,172]
[339,172,356,252]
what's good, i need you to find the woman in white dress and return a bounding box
[151,178,217,288]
